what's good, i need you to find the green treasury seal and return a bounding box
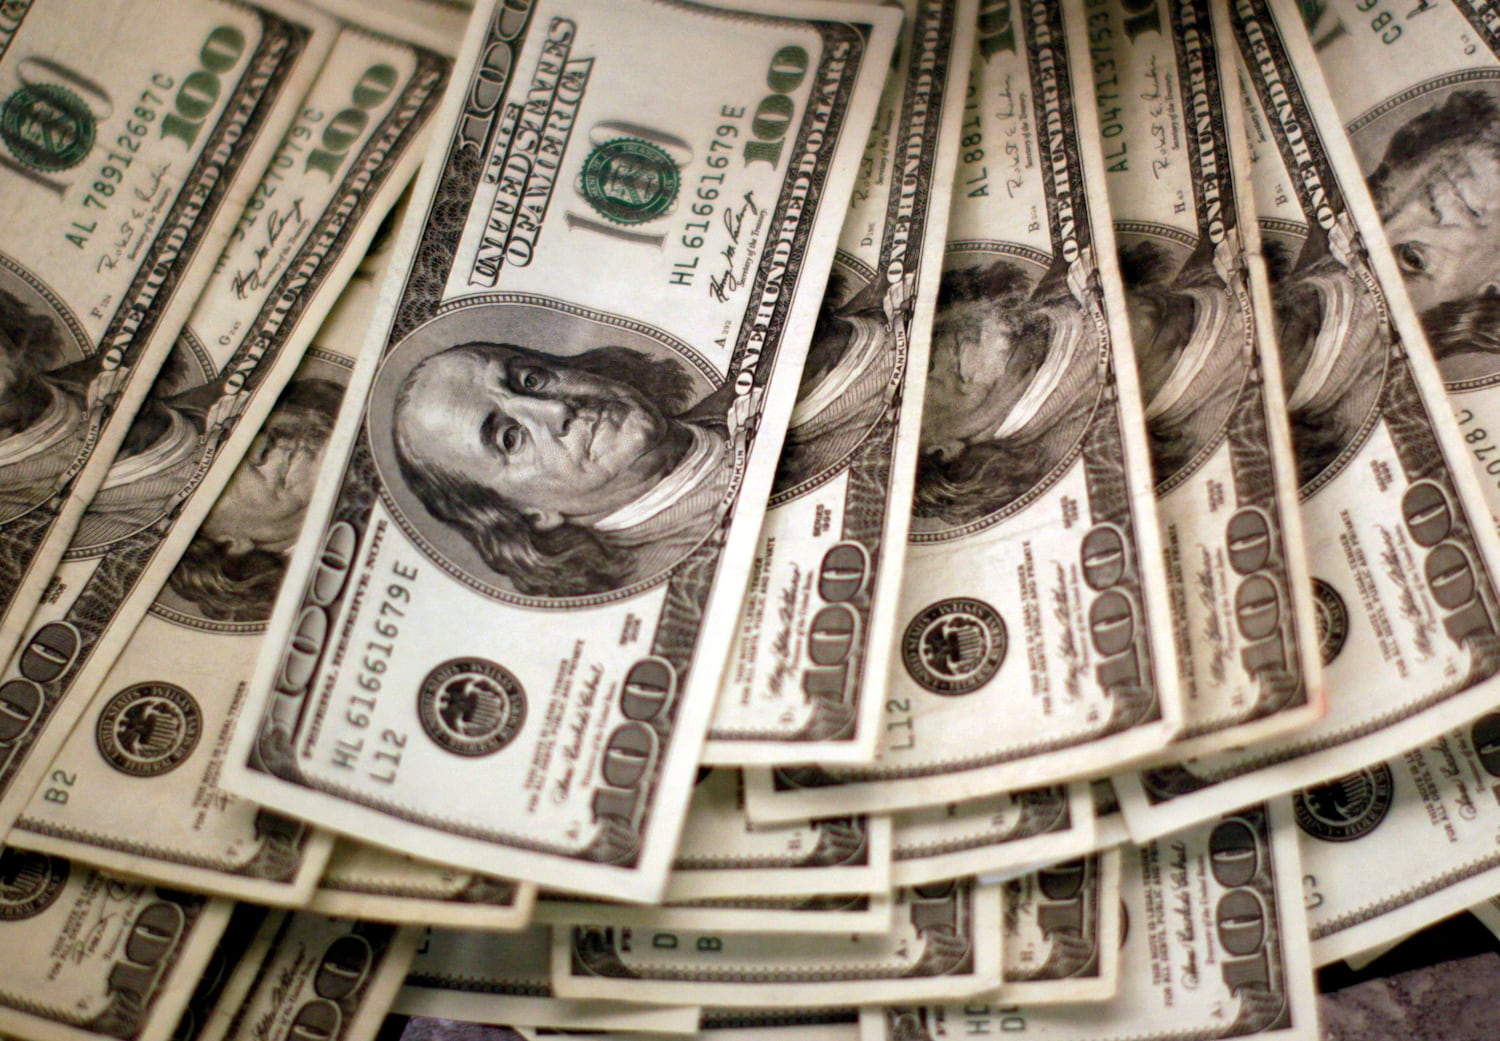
[577,137,680,225]
[1,83,95,172]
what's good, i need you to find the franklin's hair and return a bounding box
[392,342,695,598]
[0,288,68,439]
[167,379,342,622]
[913,260,1094,525]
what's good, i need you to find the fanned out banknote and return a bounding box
[746,0,1181,825]
[223,0,902,903]
[194,911,418,1041]
[158,905,270,1041]
[1090,0,1321,760]
[890,783,1093,888]
[861,803,1317,1041]
[706,0,977,766]
[653,768,890,901]
[1306,0,1500,529]
[306,838,535,929]
[551,878,1002,1007]
[1086,779,1130,853]
[1114,0,1500,842]
[395,925,703,1035]
[1293,711,1500,966]
[997,851,1121,1006]
[5,13,457,898]
[0,0,335,736]
[503,1011,862,1041]
[0,847,231,1041]
[534,889,894,935]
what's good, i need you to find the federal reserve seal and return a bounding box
[0,849,68,920]
[1,83,95,172]
[1293,765,1395,842]
[1310,578,1348,665]
[576,138,680,225]
[901,598,1007,695]
[96,683,203,777]
[418,658,526,757]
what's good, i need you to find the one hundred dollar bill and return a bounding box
[1302,1,1500,528]
[195,912,418,1041]
[314,0,473,47]
[891,784,1093,888]
[1468,894,1500,941]
[0,0,334,690]
[222,0,901,903]
[1113,0,1500,841]
[661,769,891,901]
[8,165,438,912]
[506,1010,862,1041]
[395,925,702,1035]
[746,0,1181,824]
[1294,713,1500,965]
[705,0,978,766]
[1088,780,1130,852]
[1090,0,1321,758]
[306,838,536,929]
[552,878,1002,1007]
[998,851,1120,1005]
[0,847,232,1041]
[534,889,894,934]
[0,13,455,845]
[160,905,270,1041]
[863,803,1317,1041]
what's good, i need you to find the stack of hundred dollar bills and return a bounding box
[9,0,1500,1039]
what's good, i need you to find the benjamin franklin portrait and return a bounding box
[164,377,342,622]
[773,261,897,495]
[911,254,1101,530]
[1117,236,1252,488]
[0,282,90,522]
[385,334,733,600]
[1260,216,1386,489]
[1359,86,1500,388]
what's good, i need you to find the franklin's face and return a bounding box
[199,407,329,556]
[920,297,1046,460]
[1378,141,1500,313]
[399,345,682,529]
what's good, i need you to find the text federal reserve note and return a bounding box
[553,878,1001,1007]
[747,0,1180,823]
[863,804,1316,1041]
[0,848,231,1041]
[395,925,703,1035]
[1091,0,1320,758]
[4,18,455,892]
[706,0,976,765]
[223,0,900,903]
[1114,0,1500,841]
[0,0,333,674]
[1293,713,1500,965]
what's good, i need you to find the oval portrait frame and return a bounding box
[1345,70,1500,391]
[909,242,1105,543]
[0,251,92,524]
[366,293,721,608]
